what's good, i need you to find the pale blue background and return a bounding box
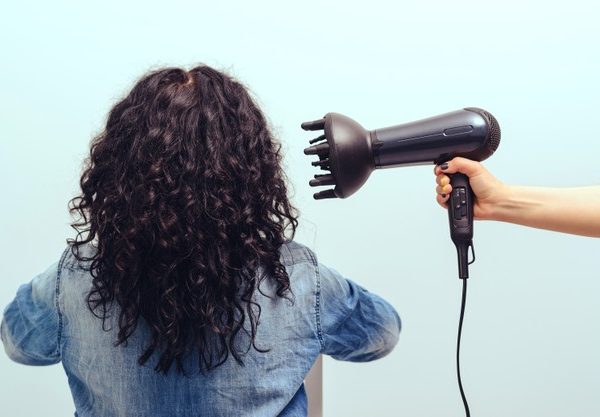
[1,1,599,416]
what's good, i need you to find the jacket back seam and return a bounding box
[55,245,70,354]
[304,248,325,351]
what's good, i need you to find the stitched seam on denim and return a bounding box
[55,246,70,354]
[305,248,325,350]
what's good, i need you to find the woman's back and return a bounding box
[2,240,399,417]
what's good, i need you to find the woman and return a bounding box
[434,157,600,237]
[1,65,401,417]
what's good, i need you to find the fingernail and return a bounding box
[442,194,446,198]
[440,162,449,170]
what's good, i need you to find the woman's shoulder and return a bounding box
[59,242,97,272]
[280,240,318,267]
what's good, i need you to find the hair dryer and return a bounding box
[301,107,501,279]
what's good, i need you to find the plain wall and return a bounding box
[1,1,599,416]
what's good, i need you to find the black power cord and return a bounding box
[457,278,470,417]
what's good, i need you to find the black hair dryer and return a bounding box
[301,107,501,279]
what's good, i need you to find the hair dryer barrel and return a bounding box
[373,107,501,168]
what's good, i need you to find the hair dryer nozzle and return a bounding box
[301,113,375,199]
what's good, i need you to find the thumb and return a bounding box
[438,157,484,177]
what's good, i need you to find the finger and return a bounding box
[436,193,449,209]
[439,157,483,177]
[438,190,450,202]
[436,184,452,195]
[436,174,450,186]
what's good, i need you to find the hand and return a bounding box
[434,157,509,220]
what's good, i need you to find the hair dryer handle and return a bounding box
[447,173,474,279]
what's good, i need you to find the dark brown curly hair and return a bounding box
[67,65,299,374]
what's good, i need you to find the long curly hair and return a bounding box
[67,65,299,374]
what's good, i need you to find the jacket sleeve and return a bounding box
[1,259,62,365]
[317,261,401,362]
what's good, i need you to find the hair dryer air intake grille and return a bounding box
[465,107,501,155]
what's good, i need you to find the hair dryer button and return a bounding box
[454,209,463,220]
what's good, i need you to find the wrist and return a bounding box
[487,183,515,222]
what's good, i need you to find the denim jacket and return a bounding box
[1,240,401,417]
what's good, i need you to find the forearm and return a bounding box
[490,185,600,237]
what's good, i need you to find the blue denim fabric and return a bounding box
[1,241,401,417]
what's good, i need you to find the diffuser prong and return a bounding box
[303,143,330,156]
[311,158,330,167]
[301,118,326,131]
[309,174,335,187]
[309,134,326,144]
[313,189,337,200]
